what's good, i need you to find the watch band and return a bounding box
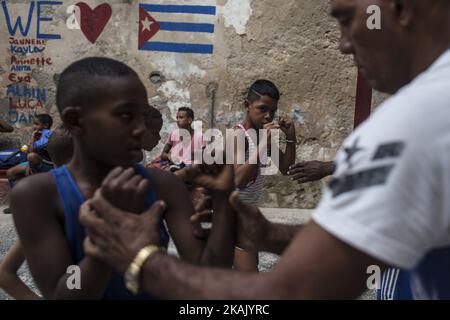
[125,244,161,295]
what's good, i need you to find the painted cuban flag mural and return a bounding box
[138,2,216,54]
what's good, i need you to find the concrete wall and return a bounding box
[0,0,375,208]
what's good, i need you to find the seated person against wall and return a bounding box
[160,107,205,171]
[6,114,54,184]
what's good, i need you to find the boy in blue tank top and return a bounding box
[0,125,72,300]
[10,57,236,300]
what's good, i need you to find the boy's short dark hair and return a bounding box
[47,125,74,167]
[56,57,139,113]
[247,79,280,102]
[35,114,53,129]
[177,107,194,120]
[144,106,162,128]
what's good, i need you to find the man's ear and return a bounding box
[388,0,415,27]
[62,106,84,136]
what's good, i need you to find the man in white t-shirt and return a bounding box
[79,0,450,299]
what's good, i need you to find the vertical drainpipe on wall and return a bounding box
[207,82,218,129]
[354,71,373,129]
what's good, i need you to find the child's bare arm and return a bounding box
[150,169,236,267]
[0,241,41,300]
[11,174,111,299]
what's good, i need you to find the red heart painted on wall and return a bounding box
[76,2,112,44]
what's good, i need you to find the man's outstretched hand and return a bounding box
[288,161,335,184]
[184,163,235,194]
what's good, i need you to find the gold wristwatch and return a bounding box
[124,244,161,294]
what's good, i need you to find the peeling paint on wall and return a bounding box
[157,80,191,119]
[216,110,244,127]
[152,54,206,79]
[219,0,252,35]
[291,105,304,123]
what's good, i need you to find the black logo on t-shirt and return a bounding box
[343,138,364,169]
[372,142,405,160]
[329,141,405,197]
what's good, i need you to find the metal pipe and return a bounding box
[207,82,218,129]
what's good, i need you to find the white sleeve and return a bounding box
[313,135,449,269]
